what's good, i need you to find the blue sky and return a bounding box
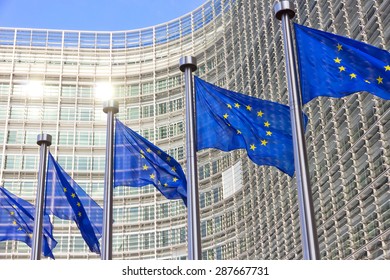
[0,0,207,31]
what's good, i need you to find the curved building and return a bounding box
[0,0,389,260]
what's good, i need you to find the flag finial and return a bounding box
[274,1,295,20]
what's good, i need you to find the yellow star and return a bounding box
[384,65,390,71]
[164,183,168,187]
[264,121,270,127]
[339,66,346,72]
[166,157,171,162]
[246,105,252,111]
[78,212,82,217]
[173,177,178,182]
[28,233,33,239]
[266,131,272,136]
[17,227,23,231]
[227,104,232,109]
[171,166,176,172]
[223,113,229,119]
[234,103,240,108]
[237,130,242,135]
[157,150,162,155]
[77,202,81,207]
[350,73,357,79]
[143,164,149,170]
[150,174,155,179]
[250,144,256,151]
[261,140,268,146]
[364,80,371,84]
[334,57,341,64]
[10,211,14,216]
[146,148,152,153]
[337,43,343,51]
[71,193,76,198]
[12,220,17,225]
[140,153,145,158]
[377,76,383,84]
[63,187,67,192]
[257,111,264,117]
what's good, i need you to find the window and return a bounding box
[20,181,35,196]
[61,85,76,97]
[142,205,155,221]
[59,131,74,145]
[160,230,169,247]
[127,107,140,120]
[156,79,167,91]
[141,128,154,141]
[93,131,105,146]
[76,156,91,171]
[57,155,73,170]
[129,234,138,250]
[158,126,167,139]
[92,156,105,171]
[60,107,76,121]
[43,107,58,120]
[129,84,139,96]
[129,207,139,223]
[158,102,167,115]
[0,106,7,119]
[73,236,85,252]
[10,106,24,119]
[78,108,92,121]
[7,130,23,144]
[167,146,184,160]
[94,108,105,121]
[23,155,38,170]
[159,203,169,218]
[78,86,92,98]
[142,104,154,118]
[169,122,184,137]
[169,98,183,112]
[5,155,22,170]
[76,131,92,146]
[27,107,41,120]
[44,85,59,97]
[0,83,10,95]
[141,82,153,95]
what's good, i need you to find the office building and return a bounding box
[0,0,389,259]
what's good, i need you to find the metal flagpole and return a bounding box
[179,56,202,260]
[31,133,52,260]
[274,1,320,260]
[102,100,119,260]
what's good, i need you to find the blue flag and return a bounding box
[45,152,102,254]
[114,119,187,206]
[0,187,57,259]
[195,76,303,177]
[294,23,390,104]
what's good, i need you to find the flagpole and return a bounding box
[274,1,320,260]
[102,100,119,260]
[31,133,52,260]
[179,56,202,260]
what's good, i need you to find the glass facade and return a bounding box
[0,0,389,259]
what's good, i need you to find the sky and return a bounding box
[0,0,208,31]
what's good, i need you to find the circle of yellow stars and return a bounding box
[334,43,387,85]
[9,207,33,238]
[225,102,273,151]
[63,187,83,218]
[139,147,180,189]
